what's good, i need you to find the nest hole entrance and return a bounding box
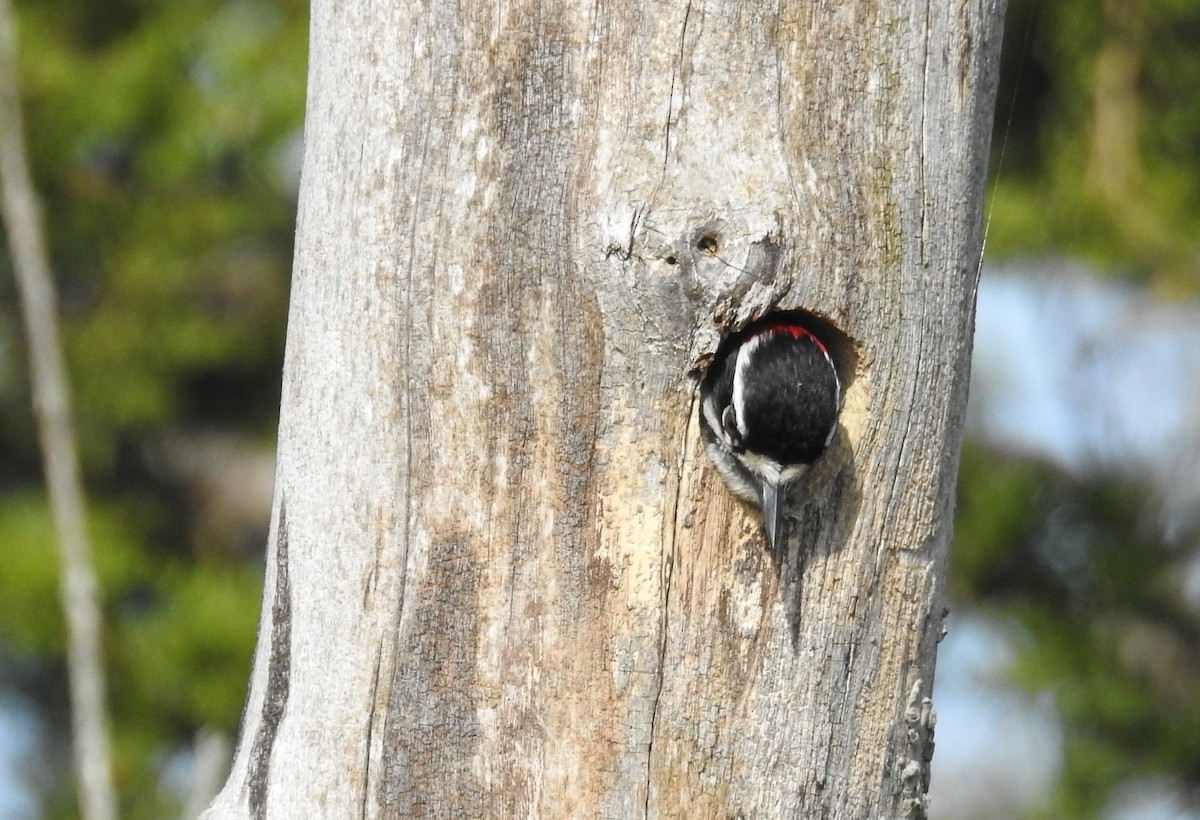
[707,309,858,395]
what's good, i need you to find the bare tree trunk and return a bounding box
[1086,0,1143,206]
[206,0,1004,817]
[0,2,116,818]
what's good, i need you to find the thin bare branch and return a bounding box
[0,1,117,818]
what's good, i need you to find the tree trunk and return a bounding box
[204,0,1005,817]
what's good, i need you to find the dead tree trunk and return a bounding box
[205,0,1005,817]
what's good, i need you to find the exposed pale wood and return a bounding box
[205,0,1005,817]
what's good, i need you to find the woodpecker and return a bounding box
[699,319,841,550]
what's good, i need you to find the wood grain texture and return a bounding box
[204,0,1005,817]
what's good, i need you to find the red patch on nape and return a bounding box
[755,321,828,353]
[772,324,808,339]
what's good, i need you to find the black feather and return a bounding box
[736,330,839,465]
[699,319,840,517]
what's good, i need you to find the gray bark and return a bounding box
[206,0,1005,817]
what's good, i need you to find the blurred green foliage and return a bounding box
[954,445,1200,817]
[1,0,305,815]
[985,0,1200,294]
[953,0,1200,815]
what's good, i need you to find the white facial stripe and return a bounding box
[738,450,809,487]
[702,440,760,502]
[823,345,841,446]
[702,394,726,443]
[825,346,840,405]
[731,333,766,439]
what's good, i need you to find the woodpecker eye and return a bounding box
[720,405,743,450]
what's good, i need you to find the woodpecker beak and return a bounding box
[762,480,785,551]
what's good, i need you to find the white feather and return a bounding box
[821,344,841,446]
[731,333,767,439]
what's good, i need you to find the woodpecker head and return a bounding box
[699,319,841,550]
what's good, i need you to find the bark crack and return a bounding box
[660,0,694,182]
[643,536,672,817]
[394,48,439,657]
[246,499,293,819]
[359,643,384,819]
[919,0,933,269]
[643,389,697,816]
[882,328,928,565]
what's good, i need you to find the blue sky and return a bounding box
[932,264,1200,818]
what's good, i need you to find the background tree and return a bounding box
[1,0,115,814]
[947,0,1200,815]
[986,0,1200,289]
[201,0,1003,816]
[0,0,304,816]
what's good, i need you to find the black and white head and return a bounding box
[699,319,841,549]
